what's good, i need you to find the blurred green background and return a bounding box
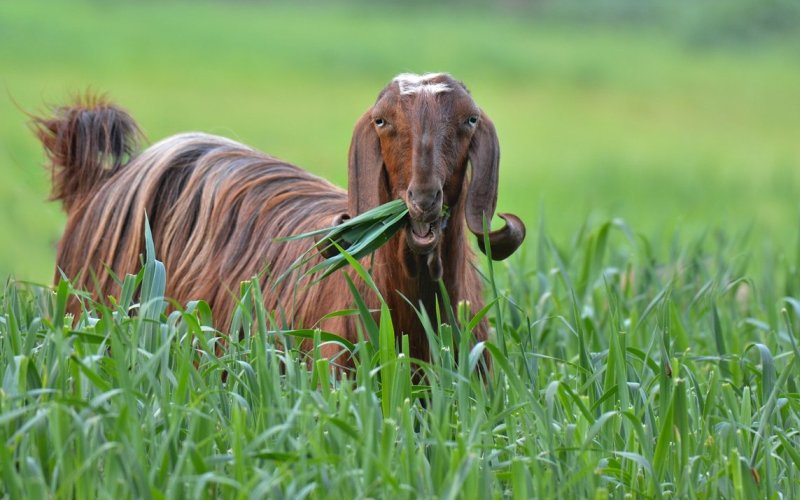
[2,0,799,284]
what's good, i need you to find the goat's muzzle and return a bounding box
[404,182,445,255]
[406,205,445,255]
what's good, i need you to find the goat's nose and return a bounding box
[407,187,442,213]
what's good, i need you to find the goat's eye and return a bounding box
[467,115,479,127]
[374,118,386,128]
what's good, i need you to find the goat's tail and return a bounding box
[31,94,142,212]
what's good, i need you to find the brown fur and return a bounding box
[33,74,525,369]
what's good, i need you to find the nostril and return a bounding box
[407,189,419,210]
[407,187,441,212]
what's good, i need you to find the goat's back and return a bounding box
[57,131,348,326]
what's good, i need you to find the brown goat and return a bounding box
[34,73,525,367]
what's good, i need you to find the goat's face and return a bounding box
[372,74,480,254]
[348,73,526,267]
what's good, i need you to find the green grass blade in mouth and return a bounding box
[277,199,408,284]
[277,199,408,242]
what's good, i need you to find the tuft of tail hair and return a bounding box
[31,94,142,212]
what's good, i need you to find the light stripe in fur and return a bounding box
[394,72,451,95]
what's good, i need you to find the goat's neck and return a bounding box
[374,210,476,359]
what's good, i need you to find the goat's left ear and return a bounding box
[466,111,499,232]
[348,111,385,216]
[466,111,526,260]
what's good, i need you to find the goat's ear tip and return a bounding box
[498,213,526,237]
[332,213,351,226]
[475,212,526,261]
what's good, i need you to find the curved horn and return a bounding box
[474,213,526,261]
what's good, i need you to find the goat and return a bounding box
[34,73,525,367]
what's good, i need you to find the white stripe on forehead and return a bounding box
[393,72,451,95]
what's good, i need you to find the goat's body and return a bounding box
[59,132,342,324]
[36,74,526,369]
[52,129,486,363]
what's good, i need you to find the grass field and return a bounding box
[2,0,800,497]
[3,218,800,497]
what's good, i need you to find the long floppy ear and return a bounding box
[466,111,500,233]
[466,111,526,260]
[347,111,385,216]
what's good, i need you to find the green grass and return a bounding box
[1,0,800,282]
[2,218,800,497]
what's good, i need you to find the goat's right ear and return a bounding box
[347,111,384,215]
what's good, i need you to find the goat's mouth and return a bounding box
[407,218,441,254]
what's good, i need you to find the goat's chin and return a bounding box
[406,220,441,255]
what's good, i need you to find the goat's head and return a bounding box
[347,73,525,271]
